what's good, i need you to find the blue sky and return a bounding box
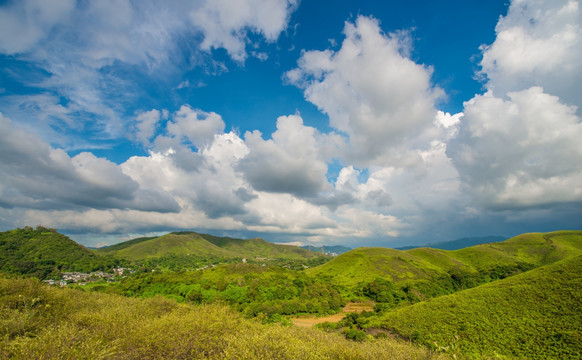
[0,0,581,247]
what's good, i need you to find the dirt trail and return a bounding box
[291,302,374,328]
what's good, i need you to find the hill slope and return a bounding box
[306,247,447,286]
[98,231,324,261]
[307,231,582,288]
[368,255,582,359]
[0,227,118,279]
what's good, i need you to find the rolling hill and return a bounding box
[0,227,119,279]
[97,231,325,261]
[307,231,582,288]
[367,255,582,359]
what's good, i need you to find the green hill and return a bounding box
[99,233,233,260]
[305,247,446,286]
[0,227,119,279]
[368,255,582,359]
[307,231,582,288]
[98,231,325,261]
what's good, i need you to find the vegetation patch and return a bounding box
[369,255,582,359]
[0,277,446,360]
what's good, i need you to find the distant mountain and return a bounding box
[307,231,582,287]
[301,245,351,255]
[0,227,119,279]
[97,231,325,260]
[369,254,582,359]
[396,236,507,250]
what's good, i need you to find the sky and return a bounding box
[0,0,581,248]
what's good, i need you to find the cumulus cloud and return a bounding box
[135,109,166,146]
[450,87,582,209]
[449,0,582,215]
[239,115,328,197]
[286,15,444,165]
[0,113,179,212]
[167,105,226,150]
[123,130,252,219]
[480,0,582,108]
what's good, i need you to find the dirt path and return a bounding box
[291,302,374,328]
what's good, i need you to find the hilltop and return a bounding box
[96,231,325,261]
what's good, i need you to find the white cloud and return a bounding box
[480,0,582,108]
[167,105,226,150]
[448,0,582,215]
[191,0,298,61]
[239,115,328,197]
[0,113,178,212]
[0,0,298,150]
[135,109,164,146]
[450,87,582,209]
[286,15,444,166]
[0,0,76,54]
[123,130,251,219]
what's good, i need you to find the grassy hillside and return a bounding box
[368,255,582,359]
[99,231,324,261]
[308,231,582,289]
[101,233,234,260]
[0,227,120,279]
[0,277,446,360]
[306,247,446,287]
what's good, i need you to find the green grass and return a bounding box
[0,277,446,360]
[306,247,446,286]
[0,227,121,279]
[308,231,582,289]
[368,255,582,359]
[105,233,234,260]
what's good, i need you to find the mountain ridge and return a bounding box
[96,231,325,260]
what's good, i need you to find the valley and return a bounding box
[0,227,580,359]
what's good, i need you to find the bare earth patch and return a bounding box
[291,302,375,328]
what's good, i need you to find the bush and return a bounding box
[344,327,367,342]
